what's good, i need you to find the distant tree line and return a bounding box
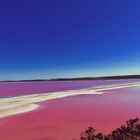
[75,118,140,140]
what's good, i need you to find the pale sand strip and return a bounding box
[0,82,140,119]
[0,103,39,119]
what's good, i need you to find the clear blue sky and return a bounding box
[0,0,140,80]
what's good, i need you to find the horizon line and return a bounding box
[1,74,140,82]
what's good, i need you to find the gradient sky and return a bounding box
[0,0,140,80]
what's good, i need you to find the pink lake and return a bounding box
[0,80,140,140]
[0,79,139,97]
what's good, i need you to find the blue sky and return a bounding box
[0,0,140,80]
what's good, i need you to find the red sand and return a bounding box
[0,88,140,140]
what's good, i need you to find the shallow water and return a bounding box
[0,79,140,97]
[0,79,140,140]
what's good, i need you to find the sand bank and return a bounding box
[0,82,140,119]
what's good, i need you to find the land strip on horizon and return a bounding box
[1,75,140,82]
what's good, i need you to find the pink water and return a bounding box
[0,80,140,140]
[0,79,139,97]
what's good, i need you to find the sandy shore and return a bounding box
[0,82,140,119]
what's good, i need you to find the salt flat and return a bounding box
[1,82,140,119]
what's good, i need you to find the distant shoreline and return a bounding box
[1,75,140,83]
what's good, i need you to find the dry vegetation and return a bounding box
[76,118,140,140]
